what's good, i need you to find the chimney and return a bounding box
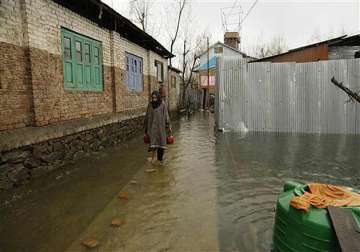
[224,32,240,50]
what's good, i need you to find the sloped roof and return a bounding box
[168,65,181,73]
[198,41,248,58]
[52,0,174,58]
[195,56,217,71]
[251,34,354,62]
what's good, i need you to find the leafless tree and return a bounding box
[180,39,196,106]
[308,26,347,44]
[129,0,151,32]
[251,35,288,58]
[308,28,322,44]
[169,0,187,66]
[179,32,209,107]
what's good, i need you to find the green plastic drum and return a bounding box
[272,181,360,252]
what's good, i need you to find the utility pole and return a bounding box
[203,36,209,110]
[207,36,210,90]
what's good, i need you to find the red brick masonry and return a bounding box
[0,42,153,131]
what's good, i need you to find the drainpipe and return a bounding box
[147,50,151,101]
[167,62,170,111]
[110,31,117,112]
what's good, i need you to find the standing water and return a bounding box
[0,113,359,252]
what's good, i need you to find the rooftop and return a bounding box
[52,0,174,58]
[251,34,360,62]
[198,41,249,58]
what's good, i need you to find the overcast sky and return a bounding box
[102,0,359,61]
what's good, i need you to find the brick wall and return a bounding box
[25,0,115,126]
[0,0,170,131]
[115,35,150,113]
[0,0,34,131]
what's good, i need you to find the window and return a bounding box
[125,52,143,92]
[61,28,103,91]
[214,46,223,54]
[171,75,176,88]
[155,61,164,82]
[84,43,91,64]
[63,37,71,60]
[75,41,82,62]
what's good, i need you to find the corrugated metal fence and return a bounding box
[216,57,360,134]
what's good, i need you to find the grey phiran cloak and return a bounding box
[144,101,171,149]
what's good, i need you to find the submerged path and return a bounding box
[65,113,219,251]
[1,112,360,252]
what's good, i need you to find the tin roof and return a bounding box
[194,56,217,71]
[251,35,352,62]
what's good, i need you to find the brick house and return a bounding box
[0,0,176,188]
[0,0,173,131]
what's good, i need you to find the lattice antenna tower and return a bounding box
[220,0,243,33]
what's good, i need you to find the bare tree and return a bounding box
[179,33,209,107]
[180,39,196,106]
[129,0,151,32]
[268,36,288,55]
[169,0,186,66]
[251,35,288,58]
[308,26,348,44]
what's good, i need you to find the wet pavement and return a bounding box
[1,112,360,252]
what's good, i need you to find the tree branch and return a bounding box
[331,77,360,104]
[129,0,149,32]
[184,55,198,89]
[169,0,186,65]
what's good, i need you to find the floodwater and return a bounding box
[1,112,360,252]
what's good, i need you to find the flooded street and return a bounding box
[1,113,360,252]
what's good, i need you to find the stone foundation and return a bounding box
[0,112,145,190]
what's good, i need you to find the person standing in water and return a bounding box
[144,90,172,163]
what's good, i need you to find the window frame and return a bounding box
[125,52,144,92]
[214,46,223,54]
[155,60,164,83]
[61,28,103,92]
[171,75,176,88]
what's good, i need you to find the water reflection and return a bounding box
[0,113,359,252]
[215,132,360,251]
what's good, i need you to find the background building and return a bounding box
[195,32,254,108]
[252,34,360,63]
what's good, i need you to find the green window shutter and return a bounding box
[70,32,77,90]
[92,42,103,91]
[73,35,84,89]
[83,40,92,89]
[61,28,103,92]
[61,31,75,89]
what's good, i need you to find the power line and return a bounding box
[240,0,258,26]
[227,0,239,16]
